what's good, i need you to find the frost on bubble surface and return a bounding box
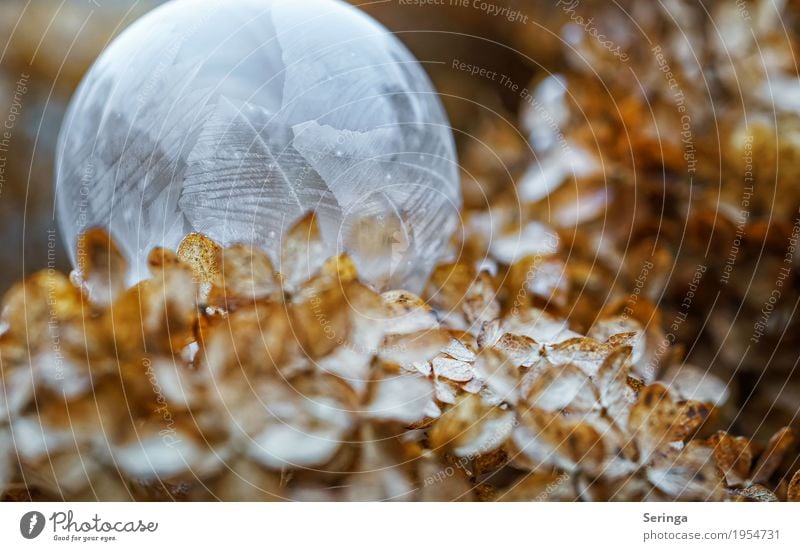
[55,0,459,291]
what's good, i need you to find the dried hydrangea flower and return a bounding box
[0,210,795,502]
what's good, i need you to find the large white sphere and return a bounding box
[55,0,460,291]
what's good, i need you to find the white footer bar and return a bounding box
[1,502,796,549]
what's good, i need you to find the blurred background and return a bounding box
[2,0,800,438]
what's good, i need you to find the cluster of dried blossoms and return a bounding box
[457,0,800,439]
[0,213,798,502]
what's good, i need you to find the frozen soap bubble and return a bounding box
[55,0,460,292]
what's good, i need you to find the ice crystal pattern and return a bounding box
[55,0,460,292]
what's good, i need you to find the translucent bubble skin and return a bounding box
[55,0,460,291]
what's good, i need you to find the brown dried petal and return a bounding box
[366,373,434,424]
[525,363,595,412]
[628,384,709,463]
[1,270,84,343]
[545,337,610,376]
[200,302,293,386]
[503,307,579,344]
[461,271,501,331]
[416,452,474,501]
[508,256,569,311]
[147,246,183,274]
[497,471,576,502]
[209,243,278,307]
[314,282,385,386]
[248,376,355,470]
[751,427,795,484]
[379,329,451,370]
[429,395,514,457]
[319,254,359,284]
[707,431,753,488]
[432,356,474,383]
[588,316,643,348]
[290,285,351,359]
[110,264,198,355]
[425,263,499,332]
[280,212,327,291]
[513,408,605,475]
[442,338,477,362]
[489,221,559,265]
[434,378,459,404]
[661,364,730,407]
[75,227,128,307]
[787,470,800,502]
[594,346,635,428]
[177,232,222,300]
[491,333,541,368]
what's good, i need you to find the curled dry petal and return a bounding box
[589,315,661,382]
